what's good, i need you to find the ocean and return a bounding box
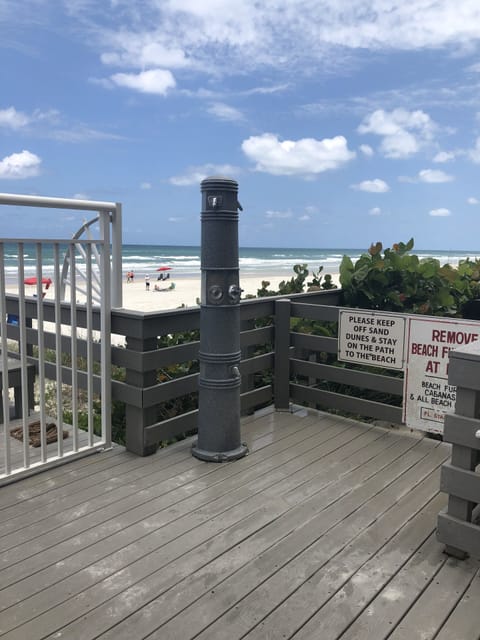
[4,244,480,282]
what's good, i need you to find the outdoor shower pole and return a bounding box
[192,176,248,462]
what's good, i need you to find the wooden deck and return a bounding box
[0,406,479,640]
[1,413,103,478]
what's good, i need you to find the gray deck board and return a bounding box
[0,407,478,640]
[434,569,480,640]
[388,555,480,640]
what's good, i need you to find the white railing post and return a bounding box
[99,211,112,449]
[0,244,11,476]
[111,202,123,308]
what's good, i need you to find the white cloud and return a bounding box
[207,103,245,122]
[0,106,60,132]
[168,217,184,222]
[101,43,188,70]
[400,169,455,183]
[429,208,451,217]
[241,84,290,96]
[266,210,293,219]
[299,214,311,221]
[50,126,124,143]
[140,182,152,190]
[241,133,355,176]
[352,179,389,193]
[369,207,382,215]
[169,163,241,186]
[0,150,41,179]
[469,137,480,163]
[0,106,30,129]
[73,3,480,80]
[359,144,374,157]
[358,108,436,158]
[73,192,89,200]
[418,169,454,183]
[110,69,176,95]
[0,105,120,143]
[466,62,480,72]
[468,197,479,204]
[433,151,455,163]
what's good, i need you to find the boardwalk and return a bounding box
[1,406,479,639]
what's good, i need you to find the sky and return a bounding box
[2,1,480,250]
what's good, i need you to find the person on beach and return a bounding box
[145,275,150,290]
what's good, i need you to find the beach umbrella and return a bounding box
[156,266,172,272]
[24,276,52,286]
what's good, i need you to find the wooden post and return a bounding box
[124,335,159,456]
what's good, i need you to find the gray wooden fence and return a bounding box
[437,341,480,558]
[4,287,409,457]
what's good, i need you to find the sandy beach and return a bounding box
[7,271,340,346]
[15,271,338,313]
[116,273,301,312]
[8,270,341,314]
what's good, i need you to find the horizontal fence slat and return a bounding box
[43,361,101,395]
[437,509,480,557]
[112,342,200,370]
[241,325,274,347]
[240,299,276,321]
[241,385,273,412]
[44,362,143,408]
[112,327,274,372]
[111,307,200,340]
[290,302,340,322]
[443,414,480,449]
[440,463,480,503]
[291,332,338,354]
[290,358,404,395]
[111,379,143,406]
[143,373,199,407]
[144,385,273,444]
[290,382,403,424]
[6,295,103,329]
[240,352,274,375]
[23,328,102,362]
[239,289,342,323]
[144,409,199,445]
[142,362,273,408]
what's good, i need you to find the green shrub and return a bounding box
[255,264,337,297]
[339,238,480,316]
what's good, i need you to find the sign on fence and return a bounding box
[338,310,406,370]
[403,316,480,433]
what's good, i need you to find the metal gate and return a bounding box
[0,194,122,484]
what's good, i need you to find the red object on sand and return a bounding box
[156,266,172,271]
[24,277,53,286]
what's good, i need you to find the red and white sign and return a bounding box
[404,316,480,433]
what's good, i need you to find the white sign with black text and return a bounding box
[338,310,406,370]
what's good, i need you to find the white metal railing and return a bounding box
[0,193,121,484]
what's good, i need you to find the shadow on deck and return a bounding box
[1,407,479,640]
